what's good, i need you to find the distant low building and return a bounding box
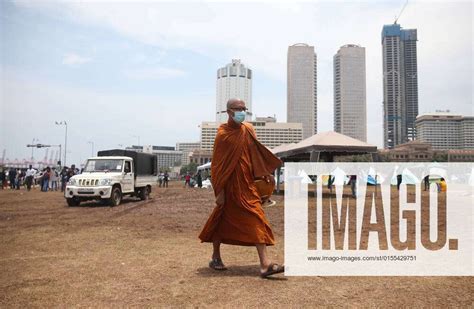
[176,142,200,166]
[377,140,474,162]
[126,145,182,170]
[378,141,434,162]
[189,149,212,165]
[200,119,303,150]
[255,116,277,123]
[416,112,474,150]
[446,149,474,162]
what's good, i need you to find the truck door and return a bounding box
[122,160,134,192]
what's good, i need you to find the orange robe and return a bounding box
[198,120,282,246]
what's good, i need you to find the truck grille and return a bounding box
[78,179,99,187]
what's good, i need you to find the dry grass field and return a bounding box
[0,182,472,307]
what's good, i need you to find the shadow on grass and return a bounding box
[67,197,148,208]
[196,264,288,280]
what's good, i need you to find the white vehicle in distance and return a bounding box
[65,150,158,207]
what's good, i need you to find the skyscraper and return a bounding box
[382,23,418,148]
[216,59,252,123]
[287,43,317,139]
[333,44,367,142]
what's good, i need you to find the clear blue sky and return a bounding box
[1,0,472,166]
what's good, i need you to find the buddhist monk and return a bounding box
[198,98,284,278]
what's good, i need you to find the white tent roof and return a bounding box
[271,143,296,154]
[273,131,377,158]
[295,131,375,149]
[197,161,211,171]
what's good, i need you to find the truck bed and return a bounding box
[97,149,158,177]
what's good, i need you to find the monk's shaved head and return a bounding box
[227,98,245,110]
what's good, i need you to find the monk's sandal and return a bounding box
[209,258,228,271]
[260,263,284,278]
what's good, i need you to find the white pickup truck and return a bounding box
[65,150,158,206]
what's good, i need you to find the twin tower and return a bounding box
[287,43,366,143]
[215,23,418,148]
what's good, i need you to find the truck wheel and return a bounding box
[109,186,122,206]
[139,186,150,200]
[66,197,80,207]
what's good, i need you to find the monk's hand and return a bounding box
[216,190,225,206]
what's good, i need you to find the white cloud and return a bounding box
[62,53,92,66]
[124,67,187,80]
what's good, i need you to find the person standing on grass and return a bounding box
[8,168,16,190]
[198,98,284,279]
[25,165,35,191]
[15,169,22,190]
[158,172,163,187]
[397,174,403,191]
[196,170,203,188]
[327,175,335,194]
[423,175,430,191]
[60,167,68,192]
[184,173,191,187]
[50,167,58,191]
[163,172,169,188]
[0,168,5,189]
[42,167,51,192]
[349,175,357,198]
[67,164,76,182]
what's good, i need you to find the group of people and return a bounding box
[0,167,25,190]
[324,174,447,198]
[184,170,203,188]
[157,171,205,189]
[326,174,358,197]
[158,172,170,187]
[0,164,78,192]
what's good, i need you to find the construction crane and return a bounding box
[394,0,409,24]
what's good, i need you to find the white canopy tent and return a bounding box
[197,161,211,171]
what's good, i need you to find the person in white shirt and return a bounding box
[25,165,36,191]
[50,167,59,191]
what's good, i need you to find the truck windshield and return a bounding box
[84,159,123,172]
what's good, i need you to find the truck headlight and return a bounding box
[68,178,77,185]
[100,179,112,186]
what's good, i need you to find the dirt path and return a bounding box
[0,182,472,307]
